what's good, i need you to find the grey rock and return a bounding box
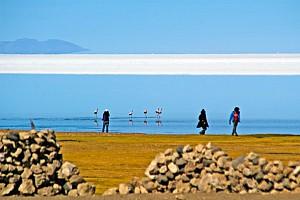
[63,182,73,193]
[176,146,184,154]
[157,175,168,185]
[232,156,245,170]
[166,171,175,180]
[202,158,213,167]
[6,132,19,141]
[211,146,222,154]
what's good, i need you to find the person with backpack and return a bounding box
[229,107,240,136]
[197,109,209,135]
[102,109,110,133]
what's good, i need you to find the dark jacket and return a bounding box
[102,111,110,122]
[197,110,209,128]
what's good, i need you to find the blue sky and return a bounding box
[1,75,300,120]
[1,0,300,53]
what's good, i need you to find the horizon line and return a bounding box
[1,53,300,75]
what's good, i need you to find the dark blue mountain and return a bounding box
[0,38,88,54]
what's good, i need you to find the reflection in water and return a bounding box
[128,119,133,126]
[94,119,98,127]
[92,118,163,129]
[144,120,148,126]
[156,120,162,126]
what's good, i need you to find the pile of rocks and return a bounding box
[103,142,300,195]
[0,129,95,196]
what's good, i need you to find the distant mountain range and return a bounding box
[0,38,88,54]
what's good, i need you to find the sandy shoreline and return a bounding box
[1,129,299,136]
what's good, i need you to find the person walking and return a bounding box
[102,109,110,133]
[197,109,209,135]
[229,107,240,136]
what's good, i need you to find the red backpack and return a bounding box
[233,112,239,122]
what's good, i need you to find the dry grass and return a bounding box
[56,132,300,195]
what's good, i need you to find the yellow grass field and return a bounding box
[56,132,300,195]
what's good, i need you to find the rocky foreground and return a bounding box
[104,142,300,195]
[0,130,95,196]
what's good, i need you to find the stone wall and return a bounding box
[103,142,300,195]
[0,130,95,196]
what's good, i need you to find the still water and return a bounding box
[0,117,299,135]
